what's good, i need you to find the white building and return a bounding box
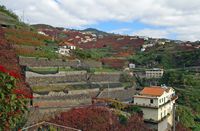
[58,42,76,56]
[129,63,136,69]
[38,31,47,36]
[132,86,178,131]
[141,48,146,52]
[145,68,164,78]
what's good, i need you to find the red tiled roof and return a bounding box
[59,41,75,46]
[140,86,165,96]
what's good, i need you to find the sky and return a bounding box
[1,0,200,41]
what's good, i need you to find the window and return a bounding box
[132,98,134,103]
[150,99,153,104]
[161,113,162,118]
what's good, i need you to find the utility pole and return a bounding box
[22,10,25,22]
[107,82,109,98]
[173,104,176,131]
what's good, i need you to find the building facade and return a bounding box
[132,86,178,131]
[58,42,76,56]
[145,68,164,78]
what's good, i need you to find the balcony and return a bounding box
[130,103,158,109]
[132,95,178,109]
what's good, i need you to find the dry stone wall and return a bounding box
[19,56,102,68]
[26,71,122,87]
[89,72,121,82]
[26,71,87,86]
[19,56,80,67]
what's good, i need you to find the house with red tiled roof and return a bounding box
[132,86,178,131]
[59,41,76,50]
[58,42,76,56]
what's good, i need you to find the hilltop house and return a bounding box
[58,42,76,56]
[132,86,178,131]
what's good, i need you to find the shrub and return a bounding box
[125,105,143,115]
[176,105,195,128]
[0,5,19,20]
[0,65,32,130]
[119,114,127,125]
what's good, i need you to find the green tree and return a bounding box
[176,106,195,128]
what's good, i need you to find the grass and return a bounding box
[32,86,67,92]
[28,67,58,72]
[59,67,77,72]
[32,84,92,92]
[92,67,119,73]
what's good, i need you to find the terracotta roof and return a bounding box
[140,86,165,96]
[59,42,75,46]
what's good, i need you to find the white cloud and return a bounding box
[134,29,170,39]
[0,0,200,41]
[109,28,130,35]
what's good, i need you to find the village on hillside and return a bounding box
[0,4,200,131]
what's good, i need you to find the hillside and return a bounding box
[0,5,199,130]
[81,28,110,36]
[0,5,27,28]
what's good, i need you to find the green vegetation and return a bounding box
[32,85,69,92]
[27,67,81,74]
[125,105,142,115]
[130,43,200,129]
[92,67,119,73]
[27,67,59,74]
[119,114,128,124]
[129,43,200,69]
[73,48,112,59]
[4,28,59,59]
[0,66,29,130]
[0,5,28,28]
[0,5,19,20]
[176,50,200,67]
[176,105,200,130]
[160,70,200,129]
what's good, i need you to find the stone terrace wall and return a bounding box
[19,56,102,68]
[81,59,102,68]
[26,71,122,86]
[26,71,87,86]
[89,72,121,82]
[19,56,80,67]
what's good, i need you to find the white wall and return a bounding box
[58,48,70,56]
[158,88,175,106]
[134,97,159,107]
[142,108,158,121]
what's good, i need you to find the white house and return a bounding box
[58,42,76,56]
[38,31,47,36]
[129,63,136,69]
[132,86,178,131]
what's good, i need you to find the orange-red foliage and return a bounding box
[0,27,31,95]
[50,106,150,131]
[101,58,127,68]
[4,28,52,46]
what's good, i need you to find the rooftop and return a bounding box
[140,86,166,97]
[59,41,75,46]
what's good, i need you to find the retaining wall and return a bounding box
[26,71,122,87]
[19,56,102,68]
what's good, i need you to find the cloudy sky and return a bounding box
[1,0,200,41]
